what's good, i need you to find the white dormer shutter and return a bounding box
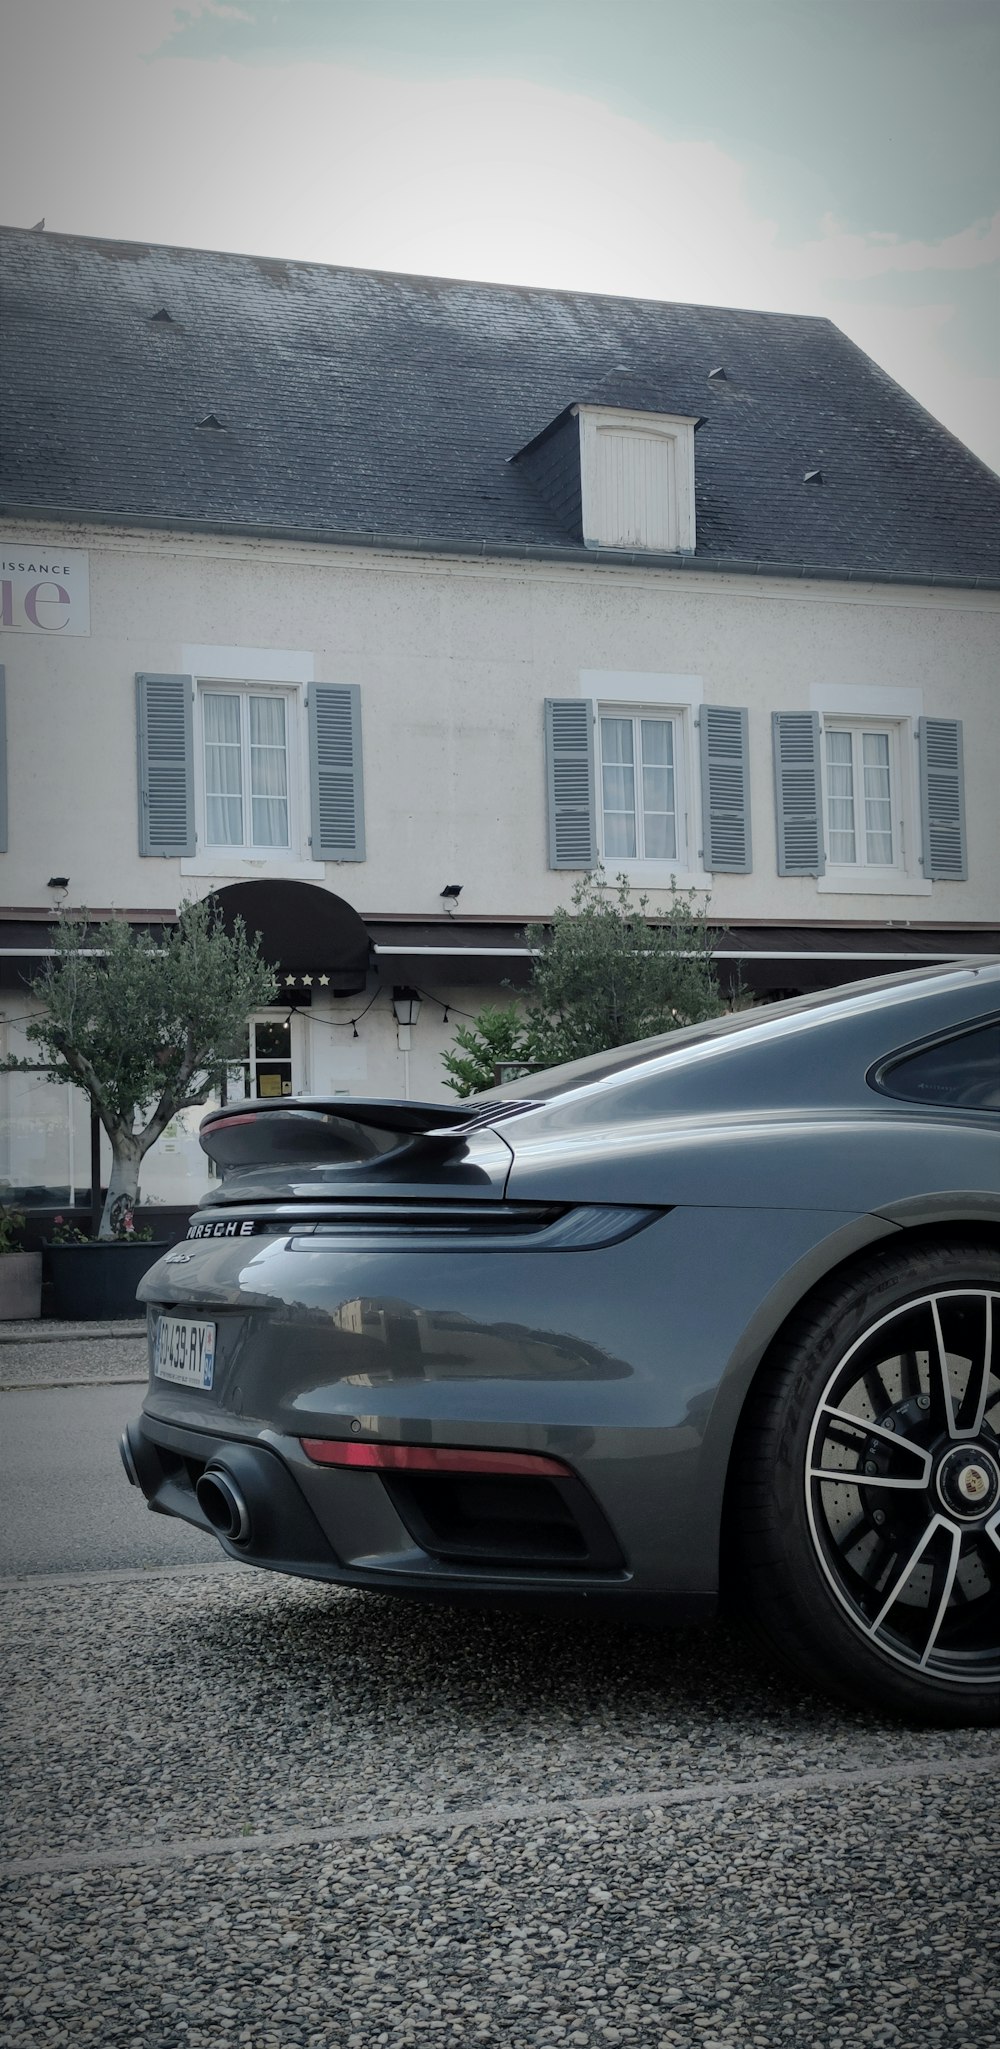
[595,427,676,550]
[578,408,697,553]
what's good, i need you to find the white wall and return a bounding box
[2,517,999,1207]
[2,520,998,927]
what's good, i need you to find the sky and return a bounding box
[2,0,998,471]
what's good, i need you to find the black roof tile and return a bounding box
[1,226,998,583]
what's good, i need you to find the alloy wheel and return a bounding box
[805,1290,1000,1686]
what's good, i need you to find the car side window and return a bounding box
[877,1021,1000,1111]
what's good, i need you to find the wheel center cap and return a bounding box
[935,1444,1000,1520]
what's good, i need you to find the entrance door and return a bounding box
[226,1014,296,1100]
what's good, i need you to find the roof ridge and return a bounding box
[0,221,837,330]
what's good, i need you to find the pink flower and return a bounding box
[53,1215,64,1225]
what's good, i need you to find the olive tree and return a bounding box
[442,871,727,1095]
[5,899,277,1237]
[524,871,726,1065]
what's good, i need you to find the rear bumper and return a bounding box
[122,1411,696,1604]
[123,1414,340,1579]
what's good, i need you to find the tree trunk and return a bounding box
[98,1137,143,1240]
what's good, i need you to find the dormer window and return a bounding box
[577,406,697,553]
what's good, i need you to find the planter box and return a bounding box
[0,1250,43,1320]
[43,1241,169,1321]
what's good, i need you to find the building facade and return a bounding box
[1,228,998,1219]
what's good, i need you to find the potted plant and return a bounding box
[0,1205,42,1321]
[3,898,277,1319]
[44,1209,164,1322]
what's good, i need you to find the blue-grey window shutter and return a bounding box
[700,705,751,872]
[136,673,194,856]
[772,711,825,876]
[545,698,596,869]
[0,667,7,855]
[918,718,967,880]
[308,684,365,860]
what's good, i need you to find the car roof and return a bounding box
[475,961,1000,1114]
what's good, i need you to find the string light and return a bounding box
[297,986,383,1034]
[292,983,481,1040]
[411,986,479,1022]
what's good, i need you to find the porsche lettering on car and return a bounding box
[123,964,1000,1724]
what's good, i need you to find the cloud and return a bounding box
[802,211,1000,282]
[1,9,997,469]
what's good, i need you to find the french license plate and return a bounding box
[154,1316,216,1390]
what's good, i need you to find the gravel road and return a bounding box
[2,1335,995,2046]
[3,1568,996,2047]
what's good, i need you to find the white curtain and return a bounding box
[601,717,637,857]
[249,696,289,847]
[862,732,893,865]
[204,693,243,845]
[826,729,856,864]
[640,718,676,860]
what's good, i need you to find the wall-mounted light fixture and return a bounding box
[392,985,422,1080]
[440,883,463,900]
[392,986,422,1033]
[47,876,70,891]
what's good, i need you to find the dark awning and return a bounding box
[206,881,371,990]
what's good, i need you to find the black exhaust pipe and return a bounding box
[196,1465,252,1544]
[119,1429,140,1489]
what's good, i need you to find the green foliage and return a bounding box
[441,1004,540,1099]
[3,898,278,1235]
[441,871,727,1094]
[524,872,725,1066]
[48,1216,90,1246]
[0,1205,26,1256]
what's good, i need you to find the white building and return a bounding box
[1,228,998,1224]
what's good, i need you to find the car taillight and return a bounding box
[299,1439,571,1478]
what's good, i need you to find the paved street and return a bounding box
[0,1381,220,1576]
[1,1330,996,2047]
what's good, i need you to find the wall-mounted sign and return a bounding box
[0,540,90,636]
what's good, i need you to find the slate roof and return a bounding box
[2,225,999,585]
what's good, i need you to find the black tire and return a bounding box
[732,1240,1000,1725]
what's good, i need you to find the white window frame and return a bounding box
[598,706,686,866]
[186,677,323,880]
[200,684,295,854]
[582,671,710,889]
[181,644,322,881]
[823,719,903,875]
[810,684,930,898]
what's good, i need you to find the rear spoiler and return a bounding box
[198,1095,534,1171]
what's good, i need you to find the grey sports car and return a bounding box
[123,964,1000,1724]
